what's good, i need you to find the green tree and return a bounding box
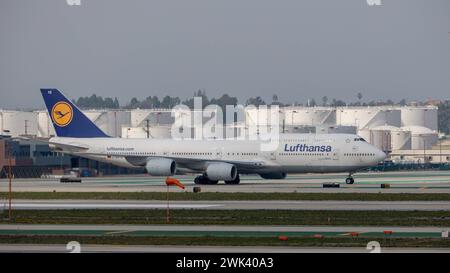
[308,98,316,107]
[272,94,278,103]
[182,89,209,109]
[357,92,363,101]
[399,99,407,106]
[75,94,120,109]
[161,96,181,108]
[438,101,450,134]
[330,98,346,107]
[128,97,140,108]
[322,96,328,106]
[246,96,266,106]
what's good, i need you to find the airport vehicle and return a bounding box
[39,88,386,184]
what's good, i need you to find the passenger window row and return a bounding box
[344,153,375,156]
[279,153,330,156]
[173,152,213,156]
[107,152,156,156]
[227,152,258,156]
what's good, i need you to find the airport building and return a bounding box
[0,136,70,178]
[390,138,450,164]
[0,136,144,178]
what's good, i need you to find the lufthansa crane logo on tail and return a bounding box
[51,102,73,127]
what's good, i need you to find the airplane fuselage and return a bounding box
[50,133,386,175]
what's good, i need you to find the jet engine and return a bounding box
[145,158,176,176]
[205,163,237,181]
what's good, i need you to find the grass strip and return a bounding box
[1,209,449,226]
[0,235,449,248]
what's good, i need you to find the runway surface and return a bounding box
[0,224,447,238]
[2,171,450,193]
[5,199,450,210]
[1,244,449,253]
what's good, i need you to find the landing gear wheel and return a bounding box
[194,175,208,185]
[225,174,240,185]
[194,175,218,185]
[345,177,355,184]
[194,176,201,184]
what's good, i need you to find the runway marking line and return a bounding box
[106,230,134,235]
[340,232,368,237]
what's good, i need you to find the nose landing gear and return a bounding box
[345,177,355,184]
[345,173,355,184]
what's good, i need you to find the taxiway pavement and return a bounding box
[2,171,450,193]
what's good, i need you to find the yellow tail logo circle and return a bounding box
[51,102,73,127]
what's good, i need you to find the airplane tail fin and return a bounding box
[40,88,110,138]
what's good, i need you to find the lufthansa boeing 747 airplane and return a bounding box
[39,88,386,185]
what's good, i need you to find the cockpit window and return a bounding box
[354,138,366,142]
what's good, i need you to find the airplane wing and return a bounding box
[16,137,89,152]
[124,155,270,173]
[176,157,267,172]
[19,136,272,173]
[47,141,90,152]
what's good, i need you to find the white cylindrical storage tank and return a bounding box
[412,134,438,150]
[110,111,131,137]
[336,107,401,129]
[36,110,56,137]
[317,125,357,134]
[122,127,147,138]
[84,110,130,137]
[284,107,336,126]
[130,109,173,127]
[224,123,246,139]
[371,125,400,152]
[131,110,151,127]
[357,128,371,142]
[0,110,38,137]
[171,108,220,128]
[245,107,283,127]
[391,129,412,150]
[401,126,439,150]
[286,125,315,134]
[400,106,438,131]
[122,125,172,139]
[358,126,394,152]
[148,125,172,138]
[84,110,110,136]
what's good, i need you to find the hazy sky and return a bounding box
[1,0,449,109]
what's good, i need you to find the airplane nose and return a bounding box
[376,150,387,162]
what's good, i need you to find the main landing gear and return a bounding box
[225,174,240,185]
[345,173,355,184]
[194,174,218,185]
[194,174,241,185]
